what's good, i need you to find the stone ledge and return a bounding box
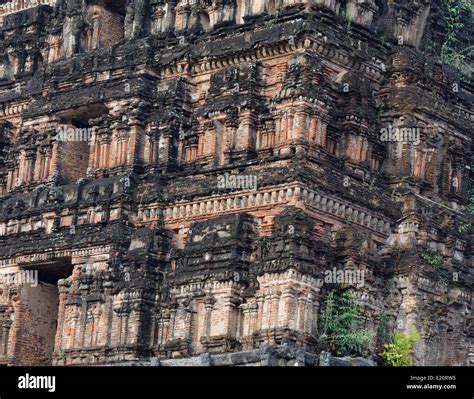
[110,345,378,367]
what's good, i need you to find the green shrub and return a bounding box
[340,10,352,36]
[380,328,421,366]
[421,250,447,286]
[441,0,473,75]
[376,312,390,346]
[469,156,474,216]
[421,250,443,271]
[318,290,373,357]
[458,222,471,234]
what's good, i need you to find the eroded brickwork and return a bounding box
[0,0,472,366]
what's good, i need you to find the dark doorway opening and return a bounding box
[14,258,73,365]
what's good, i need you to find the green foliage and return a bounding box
[264,11,280,28]
[441,0,473,75]
[318,290,373,357]
[377,102,385,116]
[468,156,474,216]
[340,10,352,36]
[421,250,447,286]
[380,328,421,366]
[469,190,474,215]
[458,222,471,234]
[376,312,390,345]
[58,350,66,361]
[420,250,443,271]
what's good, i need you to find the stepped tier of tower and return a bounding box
[0,0,472,366]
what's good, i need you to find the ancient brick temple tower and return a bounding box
[0,0,472,366]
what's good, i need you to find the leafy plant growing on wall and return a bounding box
[468,156,474,216]
[462,157,474,242]
[441,0,473,76]
[264,11,280,28]
[376,312,390,347]
[380,327,421,366]
[57,350,66,362]
[318,290,373,357]
[421,250,447,286]
[340,10,352,36]
[420,250,443,271]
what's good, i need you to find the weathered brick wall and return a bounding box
[10,283,58,365]
[89,4,124,50]
[58,140,90,184]
[0,0,471,367]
